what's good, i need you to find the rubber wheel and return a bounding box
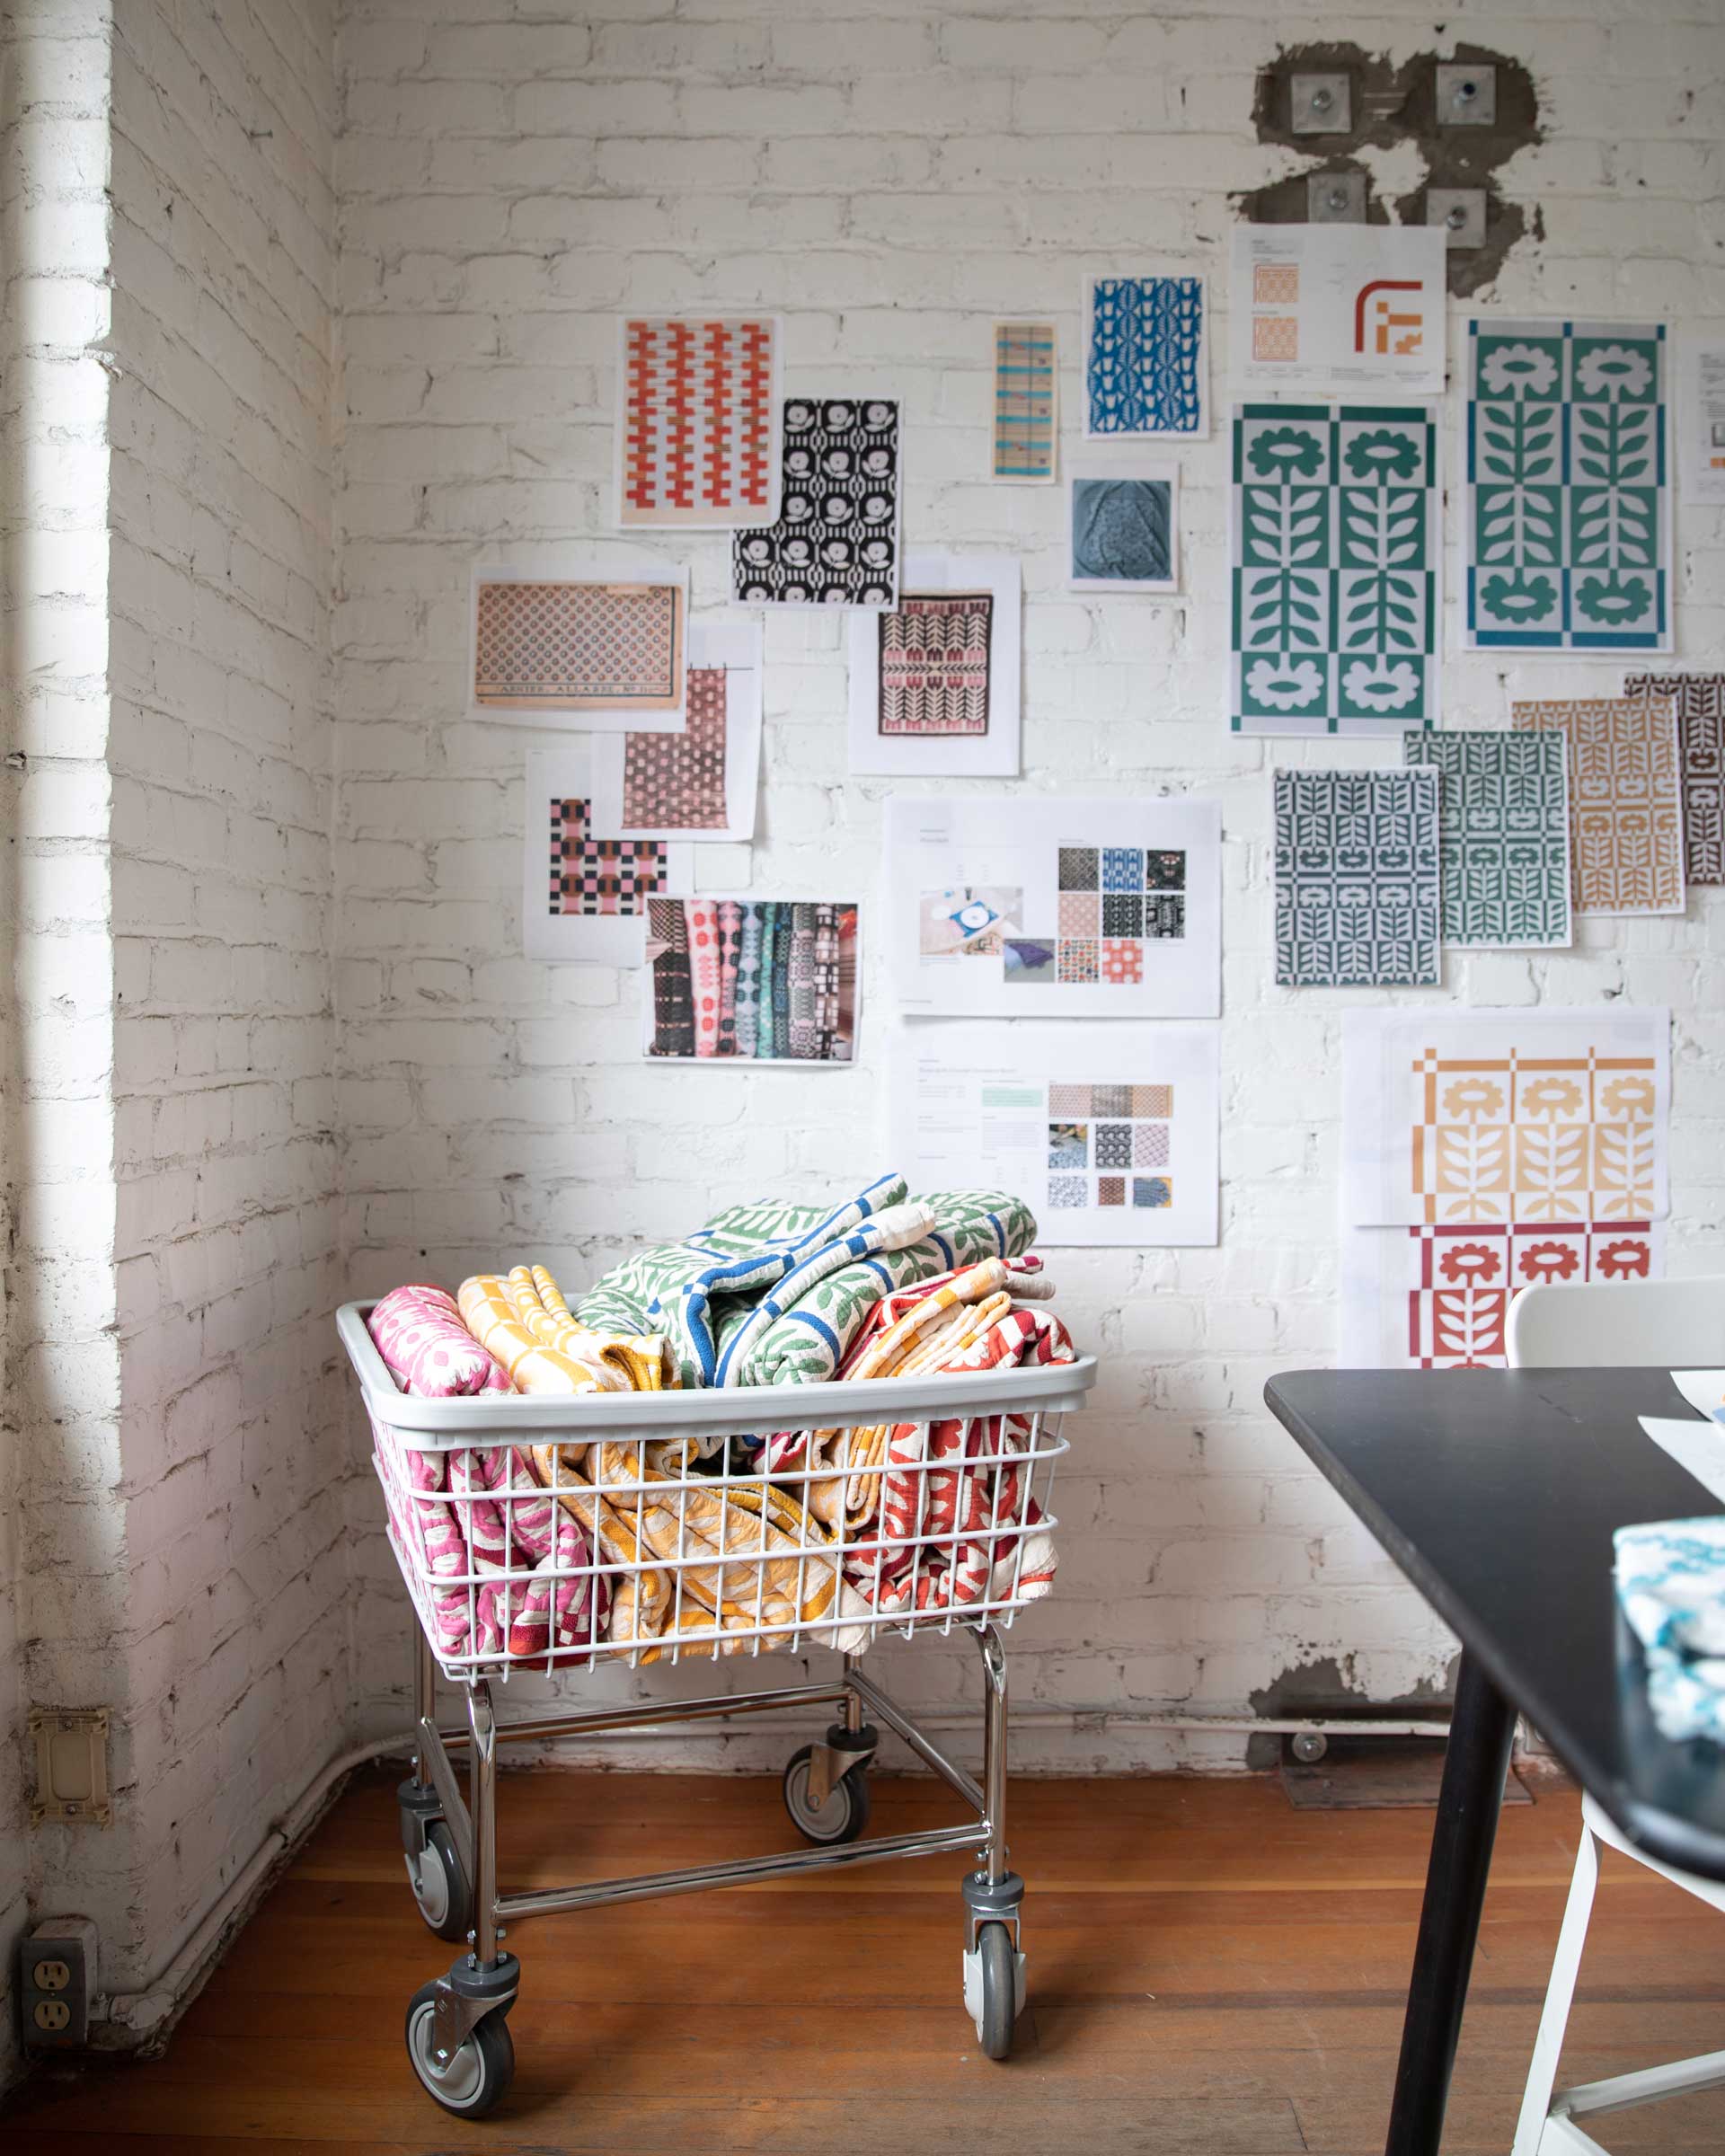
[405,1982,514,2116]
[783,1745,871,1845]
[977,1922,1017,2061]
[404,1817,473,1943]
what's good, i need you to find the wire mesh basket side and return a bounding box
[370,1397,1067,1680]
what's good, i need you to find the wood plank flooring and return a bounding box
[8,1764,1725,2152]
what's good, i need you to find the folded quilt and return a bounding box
[366,1284,610,1663]
[1615,1518,1725,1744]
[576,1171,1039,1392]
[531,1436,871,1660]
[845,1299,1075,1619]
[459,1264,674,1396]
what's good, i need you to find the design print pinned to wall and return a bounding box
[991,320,1057,482]
[1230,225,1446,398]
[1466,320,1672,652]
[523,743,694,965]
[1232,402,1440,737]
[1068,463,1178,592]
[1623,674,1725,883]
[643,899,858,1063]
[734,396,899,606]
[1404,730,1572,950]
[472,560,688,731]
[1083,274,1208,439]
[1339,1005,1672,1369]
[886,795,1219,1019]
[1512,692,1684,914]
[847,553,1021,778]
[615,315,781,529]
[588,621,763,844]
[1274,768,1440,988]
[889,1018,1220,1249]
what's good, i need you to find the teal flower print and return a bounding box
[1574,572,1651,625]
[1246,426,1324,480]
[1343,429,1421,482]
[1480,570,1557,623]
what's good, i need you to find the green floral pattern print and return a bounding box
[1467,321,1670,652]
[1231,402,1439,738]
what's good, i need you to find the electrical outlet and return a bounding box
[20,1918,97,2048]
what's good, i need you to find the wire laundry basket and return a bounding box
[335,1300,1096,2118]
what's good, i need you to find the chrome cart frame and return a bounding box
[338,1301,1094,2116]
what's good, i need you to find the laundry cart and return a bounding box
[337,1302,1094,2117]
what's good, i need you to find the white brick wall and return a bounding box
[2,0,120,2085]
[105,0,344,1992]
[333,0,1725,1769]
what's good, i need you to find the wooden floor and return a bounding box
[9,1763,1725,2152]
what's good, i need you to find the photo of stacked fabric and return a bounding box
[646,897,858,1061]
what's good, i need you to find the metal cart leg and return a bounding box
[398,1626,475,1943]
[405,1678,521,2118]
[962,1623,1026,2060]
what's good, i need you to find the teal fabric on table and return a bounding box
[1615,1517,1725,1743]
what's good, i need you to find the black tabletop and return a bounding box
[1266,1366,1725,1882]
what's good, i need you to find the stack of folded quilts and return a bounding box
[361,1172,1074,1666]
[1614,1519,1725,1744]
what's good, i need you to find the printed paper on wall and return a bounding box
[1403,729,1572,949]
[1083,273,1208,439]
[641,898,858,1064]
[1229,225,1446,398]
[615,315,781,530]
[472,559,688,732]
[1511,692,1685,915]
[734,396,899,607]
[1231,401,1440,736]
[1465,319,1672,652]
[1623,672,1725,885]
[1273,769,1440,989]
[523,742,694,964]
[1068,461,1178,592]
[1339,1005,1671,1369]
[991,320,1057,483]
[889,1018,1219,1249]
[847,553,1021,778]
[1676,333,1725,504]
[588,620,762,844]
[886,794,1220,1020]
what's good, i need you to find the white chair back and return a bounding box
[1507,1277,1725,1369]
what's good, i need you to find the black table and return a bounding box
[1265,1366,1725,2156]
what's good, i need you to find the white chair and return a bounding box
[1509,1275,1725,2154]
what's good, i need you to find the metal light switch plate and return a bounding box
[1436,62,1497,126]
[1307,172,1367,225]
[1427,188,1487,248]
[29,1706,111,1826]
[1291,72,1351,135]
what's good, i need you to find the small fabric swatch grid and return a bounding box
[1403,729,1571,949]
[1046,1082,1175,1209]
[1054,844,1186,987]
[1273,769,1440,988]
[1511,691,1685,914]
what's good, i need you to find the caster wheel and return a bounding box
[405,1981,514,2116]
[783,1744,871,1845]
[1290,1730,1329,1765]
[404,1817,473,1943]
[974,1922,1019,2061]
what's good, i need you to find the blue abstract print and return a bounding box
[1086,277,1206,437]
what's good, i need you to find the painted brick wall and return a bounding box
[333,0,1725,1769]
[2,0,120,2081]
[104,0,345,1988]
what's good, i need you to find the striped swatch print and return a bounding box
[992,321,1056,482]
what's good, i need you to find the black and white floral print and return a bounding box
[734,397,899,605]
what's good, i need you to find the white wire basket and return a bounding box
[338,1302,1093,1680]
